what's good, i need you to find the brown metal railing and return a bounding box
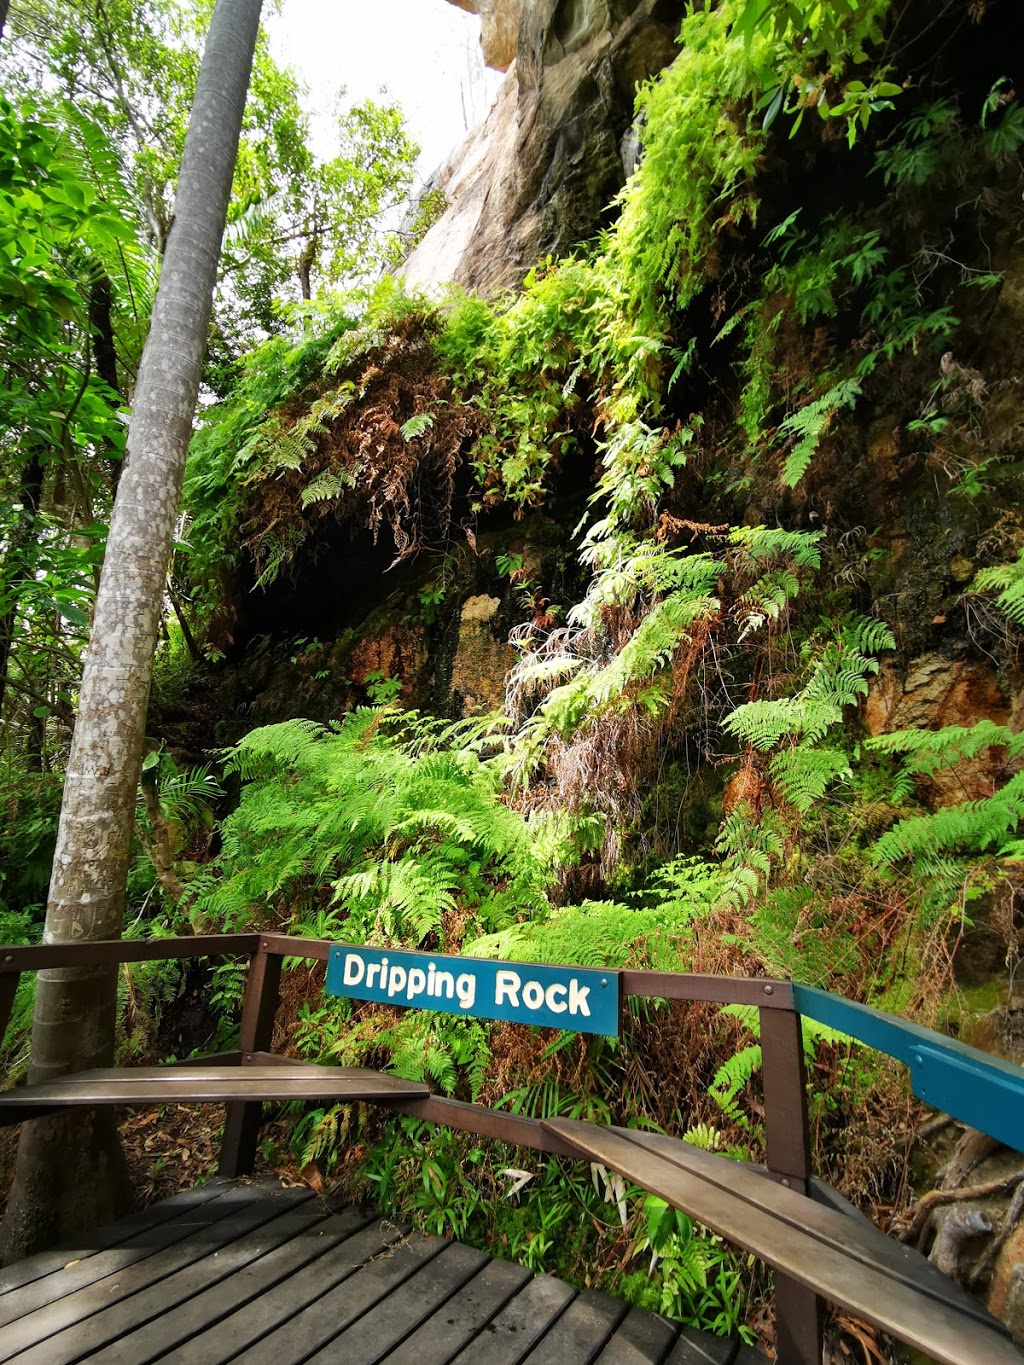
[0,932,820,1361]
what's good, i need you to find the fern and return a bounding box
[300,468,356,508]
[868,721,1024,775]
[400,412,436,439]
[197,707,550,946]
[863,714,1024,921]
[725,615,894,816]
[709,1043,762,1127]
[872,770,1024,867]
[780,377,862,488]
[971,549,1024,627]
[770,746,853,814]
[469,855,751,967]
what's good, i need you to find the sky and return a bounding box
[265,0,504,181]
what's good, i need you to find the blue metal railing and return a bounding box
[793,984,1024,1153]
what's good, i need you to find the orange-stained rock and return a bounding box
[345,625,427,703]
[865,654,1022,804]
[446,0,522,70]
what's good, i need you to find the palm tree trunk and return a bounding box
[1,0,264,1263]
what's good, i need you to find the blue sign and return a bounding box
[326,945,620,1036]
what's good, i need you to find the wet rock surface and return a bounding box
[451,593,517,714]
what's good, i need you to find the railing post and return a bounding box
[760,1000,823,1365]
[218,940,282,1178]
[0,968,21,1050]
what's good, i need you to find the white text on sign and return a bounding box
[340,954,592,1018]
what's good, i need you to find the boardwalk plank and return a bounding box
[662,1328,737,1363]
[1,1188,309,1361]
[519,1288,629,1364]
[304,1242,489,1364]
[111,1205,375,1363]
[16,1195,323,1364]
[447,1274,577,1365]
[596,1306,679,1363]
[233,1230,449,1365]
[0,1184,751,1365]
[0,1066,429,1111]
[625,1129,1000,1333]
[0,1182,229,1301]
[156,1216,409,1365]
[0,1185,254,1331]
[376,1252,530,1365]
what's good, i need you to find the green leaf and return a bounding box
[761,86,784,131]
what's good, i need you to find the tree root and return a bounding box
[969,1180,1024,1290]
[937,1128,1000,1190]
[898,1170,1024,1243]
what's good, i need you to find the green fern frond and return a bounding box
[770,746,853,813]
[729,526,823,568]
[199,708,547,943]
[971,549,1024,626]
[300,468,356,509]
[872,770,1024,868]
[401,412,436,439]
[779,377,862,488]
[867,720,1022,774]
[709,1043,762,1125]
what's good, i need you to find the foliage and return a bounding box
[725,615,895,814]
[470,856,756,969]
[867,723,1024,921]
[0,92,140,759]
[195,707,550,945]
[634,1194,753,1339]
[6,0,1022,1344]
[183,287,473,602]
[0,766,62,919]
[971,548,1024,628]
[3,0,417,347]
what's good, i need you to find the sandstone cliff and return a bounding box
[406,0,685,296]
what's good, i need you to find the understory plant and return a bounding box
[192,706,552,946]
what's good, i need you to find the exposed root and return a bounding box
[897,1168,1024,1243]
[969,1179,1024,1290]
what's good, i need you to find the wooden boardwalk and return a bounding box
[0,1179,762,1364]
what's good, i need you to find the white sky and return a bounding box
[266,0,504,181]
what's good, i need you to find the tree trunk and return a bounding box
[88,272,124,491]
[0,451,45,725]
[0,0,9,42]
[169,585,204,664]
[1,0,264,1264]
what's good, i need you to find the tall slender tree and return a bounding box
[2,0,264,1262]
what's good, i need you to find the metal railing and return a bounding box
[2,932,1022,1365]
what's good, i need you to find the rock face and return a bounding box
[866,653,1024,804]
[407,0,685,297]
[450,593,517,714]
[447,0,523,71]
